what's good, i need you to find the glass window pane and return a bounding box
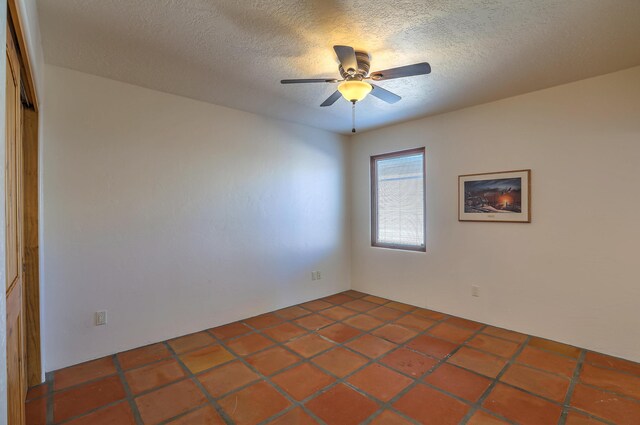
[373,151,425,249]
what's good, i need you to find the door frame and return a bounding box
[7,0,41,386]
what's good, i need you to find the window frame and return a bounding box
[370,147,426,252]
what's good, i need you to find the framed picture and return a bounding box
[458,169,531,222]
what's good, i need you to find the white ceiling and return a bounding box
[38,0,640,135]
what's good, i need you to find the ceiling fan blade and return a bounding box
[369,62,431,81]
[333,45,358,73]
[370,84,401,104]
[281,78,338,84]
[320,90,342,107]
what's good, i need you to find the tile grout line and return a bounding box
[36,298,518,397]
[39,317,569,400]
[378,319,550,425]
[223,309,537,383]
[45,372,54,425]
[246,299,425,424]
[566,381,640,402]
[43,295,515,425]
[176,298,390,424]
[573,350,640,378]
[50,377,136,424]
[45,304,412,424]
[294,305,450,425]
[334,303,635,424]
[44,296,363,425]
[558,349,585,425]
[205,326,330,425]
[50,295,389,425]
[201,297,442,425]
[369,293,614,366]
[371,322,493,425]
[33,297,364,398]
[34,291,640,425]
[37,295,634,383]
[556,350,619,425]
[458,335,532,425]
[358,324,486,425]
[113,353,145,425]
[307,306,484,424]
[54,399,134,424]
[161,341,236,425]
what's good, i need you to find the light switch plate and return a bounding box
[95,311,107,326]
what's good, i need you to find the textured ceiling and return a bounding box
[38,0,640,135]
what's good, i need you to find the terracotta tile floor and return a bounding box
[26,291,640,425]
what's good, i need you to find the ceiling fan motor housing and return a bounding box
[339,51,370,80]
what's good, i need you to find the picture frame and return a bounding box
[458,169,531,222]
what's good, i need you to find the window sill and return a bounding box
[371,243,426,252]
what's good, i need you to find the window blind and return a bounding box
[374,152,425,248]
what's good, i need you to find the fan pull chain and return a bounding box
[352,101,356,133]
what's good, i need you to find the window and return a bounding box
[371,148,425,251]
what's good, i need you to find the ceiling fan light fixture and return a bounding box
[338,80,372,102]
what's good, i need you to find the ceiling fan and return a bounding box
[281,45,431,132]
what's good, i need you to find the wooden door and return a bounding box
[6,25,26,425]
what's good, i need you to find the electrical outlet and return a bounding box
[95,310,107,326]
[471,285,480,297]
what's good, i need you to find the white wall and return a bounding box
[18,0,45,97]
[350,66,640,362]
[42,63,640,370]
[42,65,350,370]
